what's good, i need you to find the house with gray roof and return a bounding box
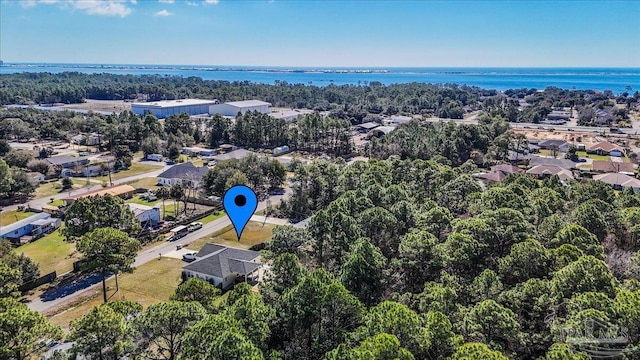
[182,243,261,289]
[211,149,257,162]
[0,213,61,244]
[527,156,576,170]
[45,155,89,169]
[538,139,571,152]
[157,162,208,188]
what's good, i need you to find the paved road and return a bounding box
[2,161,170,213]
[27,191,290,314]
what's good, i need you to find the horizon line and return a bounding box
[1,62,639,69]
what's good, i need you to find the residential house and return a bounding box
[182,146,217,157]
[475,171,507,182]
[547,111,571,121]
[475,164,521,183]
[82,164,110,177]
[63,184,135,205]
[526,165,574,181]
[387,115,412,125]
[355,122,381,133]
[156,162,208,188]
[538,140,571,153]
[269,109,313,123]
[367,126,397,138]
[211,149,257,162]
[128,203,161,229]
[587,142,625,157]
[181,243,261,289]
[71,133,102,146]
[593,173,640,192]
[45,155,89,169]
[0,213,61,244]
[590,161,635,175]
[595,109,614,125]
[527,156,576,170]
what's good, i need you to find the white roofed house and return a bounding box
[0,213,61,244]
[156,162,209,188]
[128,203,161,229]
[182,243,262,290]
[209,100,272,117]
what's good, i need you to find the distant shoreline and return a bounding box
[1,64,639,93]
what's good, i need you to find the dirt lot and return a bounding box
[513,129,602,144]
[61,99,131,113]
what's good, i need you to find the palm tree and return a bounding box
[155,187,169,220]
[169,184,184,218]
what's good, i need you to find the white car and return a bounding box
[182,252,197,262]
[188,222,203,232]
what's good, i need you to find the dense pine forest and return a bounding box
[2,116,640,359]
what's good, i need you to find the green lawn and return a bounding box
[576,151,611,161]
[92,162,163,182]
[199,211,226,224]
[15,229,81,275]
[34,180,83,199]
[49,258,183,329]
[0,210,36,227]
[49,199,66,207]
[188,221,274,251]
[126,195,160,207]
[124,177,160,190]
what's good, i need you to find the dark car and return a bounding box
[165,160,175,165]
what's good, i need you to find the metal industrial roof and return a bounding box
[224,100,271,108]
[132,99,219,108]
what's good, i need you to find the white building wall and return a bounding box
[209,104,270,117]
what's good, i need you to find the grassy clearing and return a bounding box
[123,177,159,190]
[199,211,226,224]
[178,155,205,167]
[35,179,87,199]
[15,229,81,275]
[49,199,66,207]
[126,196,160,207]
[34,182,64,199]
[92,163,163,182]
[0,210,36,227]
[577,151,612,161]
[49,258,183,329]
[188,221,274,251]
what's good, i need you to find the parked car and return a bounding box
[182,252,197,262]
[165,160,175,165]
[140,191,157,201]
[188,222,203,232]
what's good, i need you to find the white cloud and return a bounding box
[19,0,38,7]
[186,1,198,5]
[21,0,133,17]
[158,0,174,3]
[72,1,132,17]
[154,9,172,16]
[203,0,219,4]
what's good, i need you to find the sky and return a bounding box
[1,0,639,67]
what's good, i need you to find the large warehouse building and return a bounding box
[131,99,219,118]
[209,100,271,117]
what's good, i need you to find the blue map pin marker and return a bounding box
[223,185,258,241]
